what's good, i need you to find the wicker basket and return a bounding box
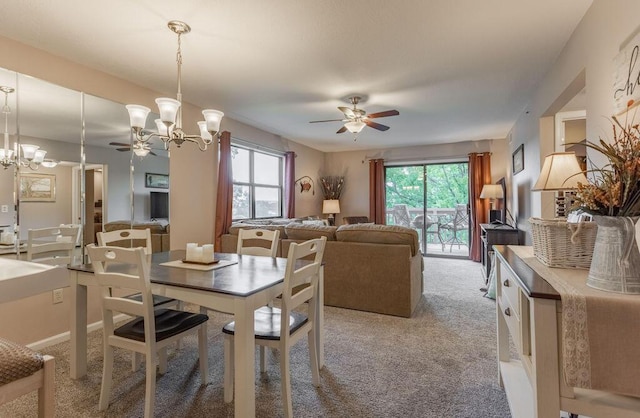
[529,217,597,269]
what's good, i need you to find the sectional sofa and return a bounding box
[221,221,424,317]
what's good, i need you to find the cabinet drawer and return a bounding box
[499,294,522,354]
[499,265,520,318]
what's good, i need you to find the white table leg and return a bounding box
[233,299,255,418]
[69,271,87,379]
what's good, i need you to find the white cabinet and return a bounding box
[495,245,640,418]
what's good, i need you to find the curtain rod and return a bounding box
[229,136,287,156]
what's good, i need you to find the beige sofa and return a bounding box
[221,222,424,317]
[102,221,170,253]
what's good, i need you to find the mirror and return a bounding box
[0,66,169,257]
[0,68,17,253]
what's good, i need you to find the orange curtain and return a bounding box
[468,153,492,261]
[214,131,233,251]
[369,159,386,224]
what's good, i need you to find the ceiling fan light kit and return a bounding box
[126,20,224,152]
[309,95,399,141]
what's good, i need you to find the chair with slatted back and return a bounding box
[0,338,54,418]
[27,226,80,266]
[236,228,280,257]
[222,236,326,418]
[97,228,182,371]
[86,244,209,418]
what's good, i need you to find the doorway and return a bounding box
[385,162,469,257]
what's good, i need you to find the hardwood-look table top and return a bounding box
[68,250,291,297]
[493,245,560,300]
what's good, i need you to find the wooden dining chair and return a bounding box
[0,338,55,418]
[26,225,80,266]
[86,244,209,418]
[236,228,280,257]
[97,228,183,371]
[222,236,327,418]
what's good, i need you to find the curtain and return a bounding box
[369,159,386,224]
[284,151,296,218]
[214,131,233,251]
[468,153,492,261]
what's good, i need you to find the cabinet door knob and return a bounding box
[504,307,511,316]
[503,279,510,287]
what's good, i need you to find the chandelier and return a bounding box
[0,86,57,170]
[126,20,224,152]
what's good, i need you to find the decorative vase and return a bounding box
[586,215,640,294]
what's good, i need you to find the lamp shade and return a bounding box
[479,184,504,200]
[345,120,366,133]
[322,199,341,214]
[125,104,151,129]
[155,118,169,136]
[532,152,588,191]
[155,98,181,125]
[198,121,212,141]
[20,144,39,160]
[202,109,224,134]
[33,149,46,164]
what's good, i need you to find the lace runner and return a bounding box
[509,245,640,397]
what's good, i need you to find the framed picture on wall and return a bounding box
[512,144,524,175]
[20,173,56,202]
[145,173,169,189]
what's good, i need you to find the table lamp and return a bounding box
[322,199,340,226]
[480,184,504,223]
[532,152,588,217]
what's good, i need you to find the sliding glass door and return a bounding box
[385,162,469,257]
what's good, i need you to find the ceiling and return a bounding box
[0,1,593,152]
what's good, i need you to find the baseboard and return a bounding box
[27,313,130,351]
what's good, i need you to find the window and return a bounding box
[231,145,283,220]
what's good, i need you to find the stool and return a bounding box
[0,337,54,417]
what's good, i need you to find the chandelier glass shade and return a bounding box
[1,86,57,170]
[126,20,224,152]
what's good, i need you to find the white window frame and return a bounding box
[231,143,284,220]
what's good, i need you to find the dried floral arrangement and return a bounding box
[319,176,344,200]
[574,100,640,217]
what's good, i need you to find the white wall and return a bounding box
[509,0,640,242]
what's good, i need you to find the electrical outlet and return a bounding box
[52,288,64,304]
[1,205,8,213]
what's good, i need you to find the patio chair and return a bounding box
[439,204,469,252]
[391,204,412,227]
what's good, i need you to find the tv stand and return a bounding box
[480,223,518,280]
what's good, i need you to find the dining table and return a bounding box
[67,250,325,418]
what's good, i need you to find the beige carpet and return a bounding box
[0,257,512,417]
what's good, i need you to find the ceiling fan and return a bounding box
[109,141,157,157]
[309,96,399,137]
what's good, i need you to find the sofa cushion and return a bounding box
[228,223,288,238]
[104,221,166,234]
[285,223,338,241]
[336,224,419,256]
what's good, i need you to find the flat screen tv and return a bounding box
[150,191,169,219]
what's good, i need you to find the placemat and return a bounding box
[159,259,238,271]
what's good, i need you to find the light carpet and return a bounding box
[0,257,512,417]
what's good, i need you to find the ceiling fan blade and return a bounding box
[365,120,390,131]
[339,106,355,118]
[149,151,157,156]
[109,142,131,147]
[336,126,347,134]
[115,147,130,152]
[366,110,399,119]
[309,118,345,123]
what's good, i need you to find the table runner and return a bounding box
[509,245,640,398]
